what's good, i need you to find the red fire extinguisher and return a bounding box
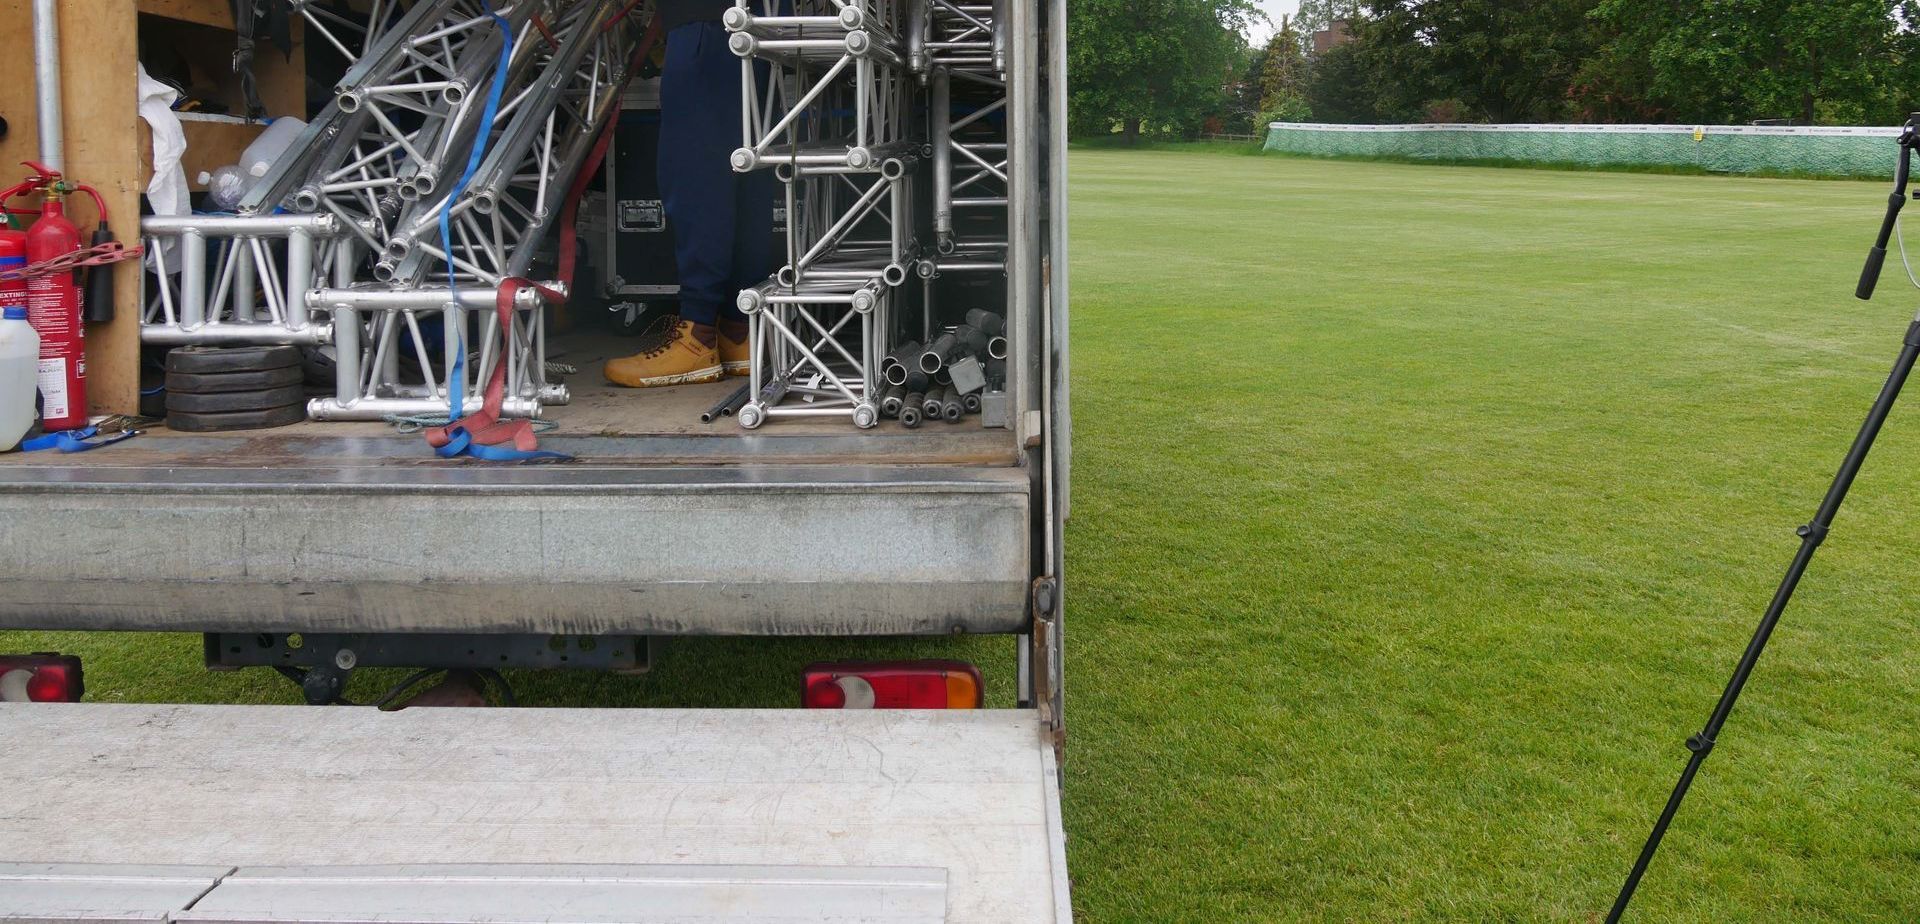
[18,161,85,430]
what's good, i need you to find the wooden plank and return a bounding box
[140,15,306,120]
[135,0,231,30]
[0,0,143,415]
[0,1,305,416]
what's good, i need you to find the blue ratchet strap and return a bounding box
[441,1,516,420]
[432,426,569,462]
[20,426,141,453]
[423,280,573,462]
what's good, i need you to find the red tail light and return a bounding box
[802,660,982,709]
[0,654,84,703]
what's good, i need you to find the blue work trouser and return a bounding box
[658,21,777,327]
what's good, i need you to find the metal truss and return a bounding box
[732,147,918,428]
[734,276,893,430]
[725,0,1018,428]
[140,215,348,346]
[726,0,911,172]
[143,0,641,423]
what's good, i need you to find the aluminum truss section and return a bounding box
[380,0,642,287]
[927,65,1006,260]
[305,0,642,422]
[906,0,1006,75]
[305,284,561,421]
[140,215,350,346]
[289,0,406,68]
[735,277,893,430]
[733,150,917,429]
[241,0,531,225]
[726,0,912,172]
[908,0,1008,387]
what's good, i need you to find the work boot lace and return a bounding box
[634,316,684,358]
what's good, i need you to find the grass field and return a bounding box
[7,148,1920,921]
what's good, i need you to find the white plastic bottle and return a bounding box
[199,165,253,211]
[240,117,307,179]
[0,306,40,451]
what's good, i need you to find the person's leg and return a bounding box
[714,58,775,373]
[657,20,742,328]
[606,21,740,387]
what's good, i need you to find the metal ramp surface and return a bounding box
[1,863,947,923]
[0,705,1070,923]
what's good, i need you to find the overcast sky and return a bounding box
[1248,0,1303,45]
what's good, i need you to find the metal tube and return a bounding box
[702,384,750,423]
[332,305,361,405]
[306,284,559,311]
[307,394,544,421]
[965,308,1004,335]
[234,242,259,323]
[285,230,313,330]
[179,231,207,329]
[32,0,62,171]
[931,68,952,242]
[143,214,343,236]
[1009,0,1040,436]
[921,331,958,373]
[941,387,965,421]
[140,324,334,346]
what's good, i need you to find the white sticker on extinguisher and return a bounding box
[37,358,68,421]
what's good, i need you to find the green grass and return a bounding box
[7,149,1920,921]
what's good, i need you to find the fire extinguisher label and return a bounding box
[36,358,67,421]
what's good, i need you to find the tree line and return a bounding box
[1069,0,1920,140]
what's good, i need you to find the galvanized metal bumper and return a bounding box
[0,440,1031,636]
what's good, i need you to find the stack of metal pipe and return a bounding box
[874,307,1004,428]
[141,0,644,421]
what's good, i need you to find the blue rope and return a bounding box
[441,2,516,419]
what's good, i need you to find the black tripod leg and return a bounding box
[1606,312,1920,923]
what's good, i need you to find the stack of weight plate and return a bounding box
[163,346,308,432]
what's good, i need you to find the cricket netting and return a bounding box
[1263,122,1902,179]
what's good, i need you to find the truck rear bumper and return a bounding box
[0,448,1032,636]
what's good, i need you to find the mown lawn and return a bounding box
[7,147,1920,921]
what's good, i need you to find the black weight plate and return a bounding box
[166,384,307,414]
[164,345,301,375]
[165,365,304,394]
[166,402,308,432]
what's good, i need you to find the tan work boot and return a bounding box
[718,319,751,377]
[604,319,722,387]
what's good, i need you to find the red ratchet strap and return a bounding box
[423,15,657,463]
[424,278,570,461]
[0,241,143,282]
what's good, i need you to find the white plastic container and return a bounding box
[240,117,307,179]
[0,306,39,451]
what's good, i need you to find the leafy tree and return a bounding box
[1593,0,1919,124]
[1068,0,1260,142]
[1348,0,1608,122]
[1259,18,1312,116]
[1231,43,1271,132]
[1293,0,1364,44]
[1303,40,1379,122]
